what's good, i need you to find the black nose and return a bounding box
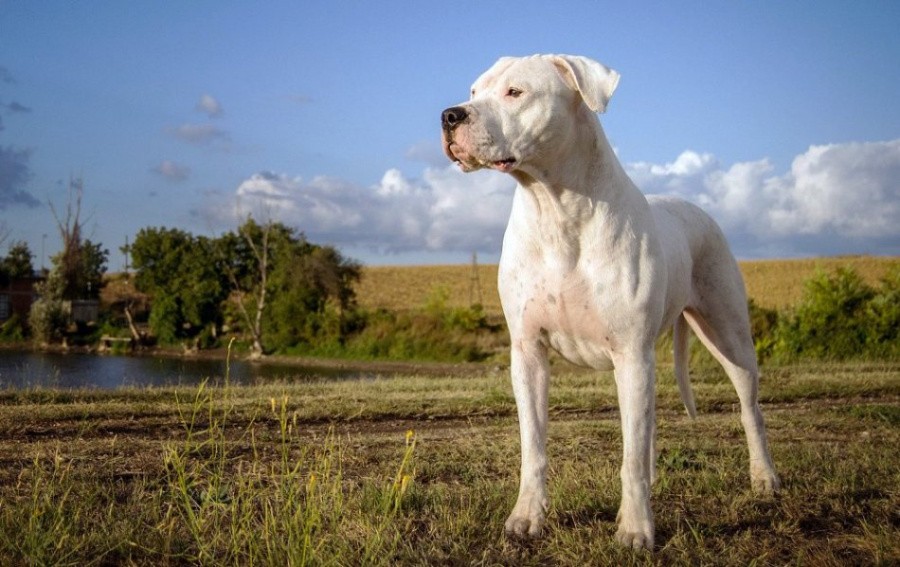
[442,106,468,130]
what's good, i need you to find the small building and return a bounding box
[0,274,44,323]
[64,299,100,325]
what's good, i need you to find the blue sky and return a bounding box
[1,1,898,269]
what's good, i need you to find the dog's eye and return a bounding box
[506,87,523,98]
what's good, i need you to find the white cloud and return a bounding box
[195,94,223,118]
[627,140,900,255]
[207,139,899,260]
[772,141,899,237]
[167,123,230,146]
[210,165,515,254]
[152,160,191,182]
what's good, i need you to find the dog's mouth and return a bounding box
[453,155,517,173]
[445,143,478,172]
[491,157,517,173]
[451,155,516,174]
[444,135,517,174]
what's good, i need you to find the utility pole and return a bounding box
[123,235,130,275]
[468,251,483,307]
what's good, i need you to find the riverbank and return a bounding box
[1,361,897,564]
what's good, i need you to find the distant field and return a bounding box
[356,256,898,315]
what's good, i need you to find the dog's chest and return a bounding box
[505,268,618,370]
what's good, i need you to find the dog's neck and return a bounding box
[511,116,644,224]
[506,113,651,270]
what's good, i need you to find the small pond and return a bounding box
[0,350,371,390]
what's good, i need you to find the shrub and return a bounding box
[0,313,25,343]
[276,284,497,362]
[863,264,900,359]
[748,298,779,361]
[148,294,181,345]
[771,266,899,361]
[28,270,69,346]
[292,303,492,363]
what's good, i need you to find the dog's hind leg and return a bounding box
[682,300,781,494]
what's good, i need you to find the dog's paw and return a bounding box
[615,504,654,551]
[615,526,654,551]
[505,515,543,539]
[751,470,782,495]
[504,493,548,539]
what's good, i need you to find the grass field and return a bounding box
[355,255,898,316]
[1,361,897,565]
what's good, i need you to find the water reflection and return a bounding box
[0,351,366,389]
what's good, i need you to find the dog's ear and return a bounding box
[549,55,620,113]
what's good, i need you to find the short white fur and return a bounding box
[441,54,781,550]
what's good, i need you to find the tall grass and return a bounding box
[0,380,420,565]
[1,451,104,565]
[159,382,350,564]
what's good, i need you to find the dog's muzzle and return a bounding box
[441,105,518,173]
[441,106,469,165]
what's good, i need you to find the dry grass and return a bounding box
[356,256,898,315]
[1,361,898,564]
[738,256,896,309]
[356,264,504,315]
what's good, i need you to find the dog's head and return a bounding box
[441,54,620,175]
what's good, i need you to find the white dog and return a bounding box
[441,54,780,550]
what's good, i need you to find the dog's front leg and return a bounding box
[505,339,551,538]
[613,354,656,550]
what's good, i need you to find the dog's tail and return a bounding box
[673,313,697,419]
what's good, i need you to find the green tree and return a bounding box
[215,217,361,354]
[264,234,361,351]
[129,227,227,345]
[28,269,67,345]
[1,241,34,280]
[864,264,900,359]
[44,178,108,300]
[1,240,35,289]
[79,239,108,299]
[775,267,874,360]
[217,217,297,358]
[49,239,108,299]
[129,221,361,352]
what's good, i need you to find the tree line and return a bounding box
[2,179,366,356]
[123,217,493,361]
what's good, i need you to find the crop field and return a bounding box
[355,255,898,315]
[1,361,897,565]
